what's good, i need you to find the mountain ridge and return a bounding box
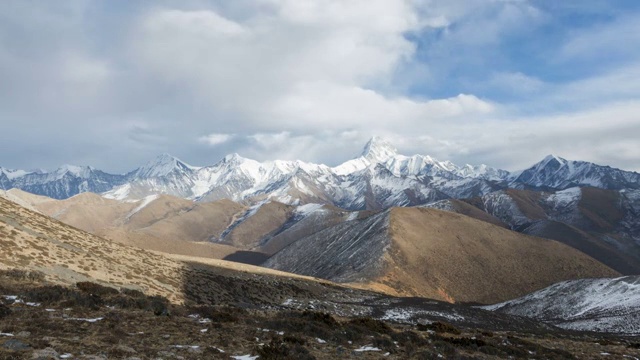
[2,138,639,209]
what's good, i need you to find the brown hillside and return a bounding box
[0,188,54,211]
[382,207,619,303]
[31,193,247,259]
[224,201,295,249]
[133,197,245,242]
[0,196,335,304]
[36,192,136,232]
[447,199,508,228]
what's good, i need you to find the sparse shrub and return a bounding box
[189,305,244,322]
[479,345,502,356]
[24,285,73,303]
[149,295,170,316]
[257,340,289,359]
[373,336,394,350]
[76,281,118,296]
[433,339,458,357]
[0,269,45,282]
[418,321,461,335]
[348,317,391,334]
[257,339,315,360]
[300,311,338,327]
[433,334,487,349]
[120,287,145,298]
[0,303,11,319]
[283,335,306,345]
[391,330,428,347]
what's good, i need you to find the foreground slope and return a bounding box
[265,207,619,304]
[484,276,640,335]
[0,195,579,332]
[0,195,341,304]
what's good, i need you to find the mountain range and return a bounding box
[3,137,639,208]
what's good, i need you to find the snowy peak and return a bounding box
[514,154,640,190]
[134,153,196,179]
[537,154,567,170]
[55,164,94,178]
[361,136,398,163]
[0,167,32,180]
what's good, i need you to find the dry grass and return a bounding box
[378,207,619,304]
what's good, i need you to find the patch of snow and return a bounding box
[60,354,73,359]
[0,333,14,337]
[547,187,581,208]
[354,345,381,352]
[295,203,324,217]
[483,276,640,334]
[231,355,259,360]
[346,211,359,221]
[65,317,103,323]
[125,194,159,219]
[1,168,31,180]
[102,183,131,200]
[316,338,327,344]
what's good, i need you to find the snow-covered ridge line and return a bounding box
[2,137,640,204]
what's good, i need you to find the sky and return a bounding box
[1,0,640,173]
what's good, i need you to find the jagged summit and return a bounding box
[3,139,640,202]
[134,153,196,179]
[361,136,399,163]
[538,154,567,167]
[55,164,94,177]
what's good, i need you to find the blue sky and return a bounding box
[1,0,640,172]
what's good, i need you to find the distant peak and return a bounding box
[361,136,398,163]
[136,153,192,178]
[540,154,566,166]
[151,153,179,164]
[223,153,245,163]
[52,164,93,179]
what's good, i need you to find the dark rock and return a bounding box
[2,338,31,350]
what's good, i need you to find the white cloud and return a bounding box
[131,3,494,136]
[199,133,233,146]
[1,1,640,173]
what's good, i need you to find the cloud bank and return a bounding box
[1,0,639,172]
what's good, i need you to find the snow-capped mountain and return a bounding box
[4,165,128,200]
[483,276,640,335]
[106,137,478,209]
[511,154,640,190]
[2,137,640,208]
[103,154,202,200]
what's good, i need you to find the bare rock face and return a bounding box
[263,211,391,283]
